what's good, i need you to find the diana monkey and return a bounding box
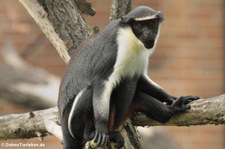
[58,6,199,149]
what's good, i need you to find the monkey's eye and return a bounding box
[149,19,159,26]
[133,22,142,29]
[149,22,155,26]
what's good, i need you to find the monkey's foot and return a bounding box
[87,131,124,149]
[91,131,109,147]
[171,95,200,113]
[86,140,108,149]
[109,131,124,149]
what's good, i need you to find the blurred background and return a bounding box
[0,0,224,149]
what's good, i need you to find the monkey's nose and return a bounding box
[144,31,156,38]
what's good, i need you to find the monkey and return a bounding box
[58,6,199,149]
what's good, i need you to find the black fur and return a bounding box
[58,6,199,149]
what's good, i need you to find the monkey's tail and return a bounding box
[73,140,84,149]
[60,118,84,149]
[63,137,84,149]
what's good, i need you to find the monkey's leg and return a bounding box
[106,101,129,149]
[110,80,136,130]
[92,81,111,147]
[63,87,93,149]
[133,92,199,123]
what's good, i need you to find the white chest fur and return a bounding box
[98,27,154,118]
[110,27,152,85]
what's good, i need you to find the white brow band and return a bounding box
[134,15,157,21]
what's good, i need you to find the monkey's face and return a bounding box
[130,18,161,49]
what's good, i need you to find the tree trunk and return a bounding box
[110,0,132,20]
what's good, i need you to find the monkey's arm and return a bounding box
[90,55,117,146]
[92,80,112,146]
[137,74,175,104]
[133,92,199,123]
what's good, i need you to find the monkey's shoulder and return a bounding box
[66,20,122,79]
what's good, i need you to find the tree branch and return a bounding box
[74,0,96,16]
[20,0,95,61]
[0,95,224,140]
[0,107,59,140]
[110,0,132,20]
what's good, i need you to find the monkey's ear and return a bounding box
[121,16,129,23]
[121,16,133,23]
[156,11,164,22]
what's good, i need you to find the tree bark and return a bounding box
[20,0,95,62]
[74,0,96,16]
[0,107,59,140]
[0,95,225,140]
[110,0,132,20]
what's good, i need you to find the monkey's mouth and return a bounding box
[143,39,155,49]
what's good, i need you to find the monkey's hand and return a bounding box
[171,96,178,100]
[170,96,200,113]
[109,131,124,149]
[91,123,109,147]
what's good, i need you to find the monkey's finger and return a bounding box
[93,133,108,147]
[185,105,191,110]
[173,95,198,106]
[100,134,109,146]
[97,135,102,146]
[96,134,105,146]
[183,96,200,104]
[171,96,177,100]
[93,132,100,144]
[171,97,184,107]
